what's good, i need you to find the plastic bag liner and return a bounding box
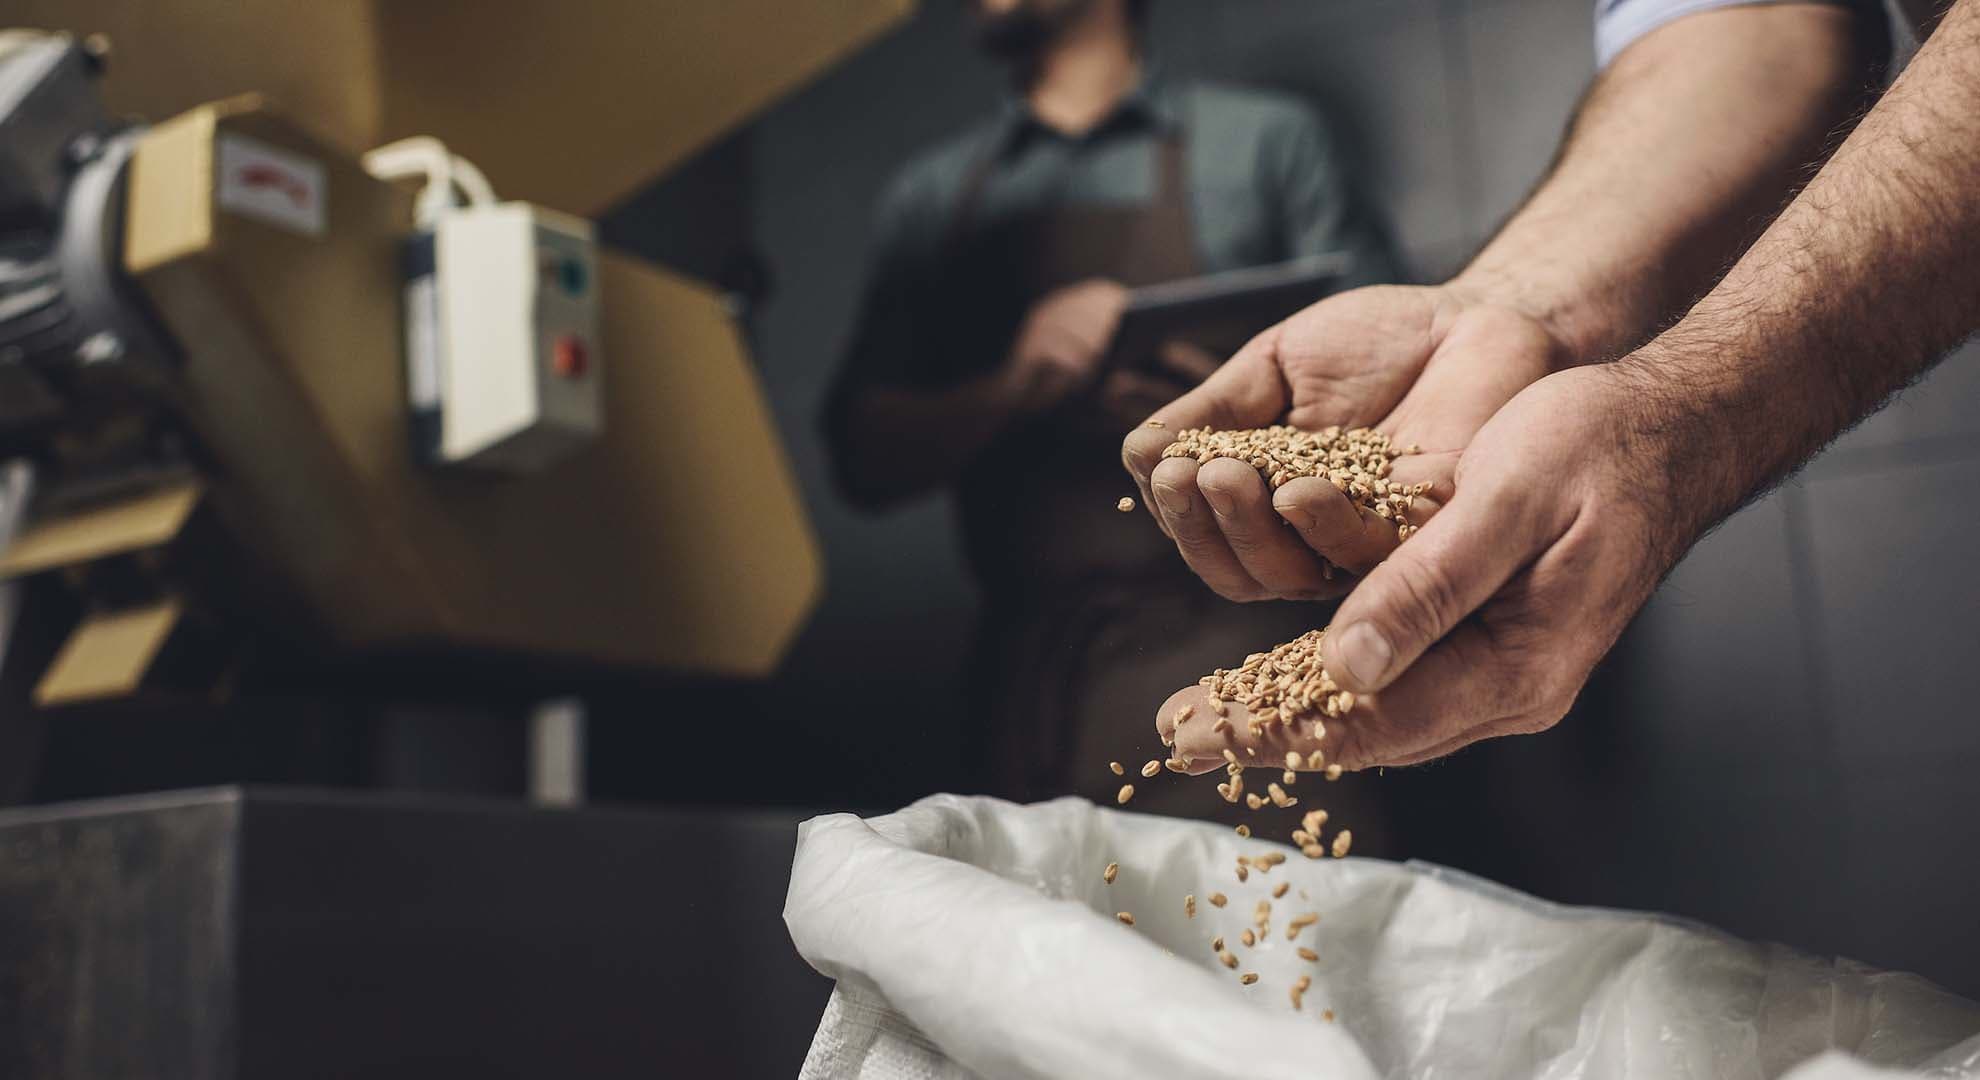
[785,795,1980,1080]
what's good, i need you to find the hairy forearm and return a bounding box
[1451,3,1878,364]
[833,370,1030,508]
[1628,0,1980,544]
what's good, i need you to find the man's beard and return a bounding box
[973,0,1097,63]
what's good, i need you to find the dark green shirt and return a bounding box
[828,71,1395,411]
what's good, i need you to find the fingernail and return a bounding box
[1201,485,1234,518]
[1333,622,1394,689]
[1152,481,1191,518]
[1276,503,1313,530]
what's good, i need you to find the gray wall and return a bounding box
[630,0,1980,995]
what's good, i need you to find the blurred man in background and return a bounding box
[824,0,1392,812]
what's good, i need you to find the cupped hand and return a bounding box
[1121,285,1561,603]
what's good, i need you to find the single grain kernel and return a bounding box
[1117,784,1135,805]
[1117,912,1135,925]
[1209,892,1227,907]
[1307,750,1326,770]
[1212,717,1234,736]
[1235,824,1251,838]
[1246,793,1264,810]
[1219,950,1239,970]
[1109,761,1124,776]
[1223,749,1240,767]
[1140,759,1162,778]
[1325,764,1343,781]
[1298,947,1319,962]
[1103,862,1118,884]
[1211,935,1225,951]
[1283,770,1298,785]
[1185,894,1197,918]
[1240,973,1259,985]
[1145,419,1166,428]
[1272,882,1289,899]
[1174,704,1195,724]
[1323,1009,1335,1022]
[1235,864,1249,883]
[1240,929,1256,947]
[1285,751,1302,770]
[1164,757,1188,773]
[1331,830,1353,858]
[1301,843,1326,859]
[1117,497,1136,512]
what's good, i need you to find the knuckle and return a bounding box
[1382,558,1465,646]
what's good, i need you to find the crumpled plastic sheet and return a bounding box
[785,795,1980,1080]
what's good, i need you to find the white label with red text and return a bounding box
[216,133,326,237]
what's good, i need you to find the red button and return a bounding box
[551,335,588,378]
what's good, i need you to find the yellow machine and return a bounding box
[0,3,916,705]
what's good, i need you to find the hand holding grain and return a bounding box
[1121,284,1557,601]
[1309,364,1689,765]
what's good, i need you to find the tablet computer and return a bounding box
[1103,253,1350,372]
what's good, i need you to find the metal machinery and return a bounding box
[0,2,915,713]
[0,4,916,1074]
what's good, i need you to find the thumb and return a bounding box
[1321,489,1534,694]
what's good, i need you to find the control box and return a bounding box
[402,203,600,472]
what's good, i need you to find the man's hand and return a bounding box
[1156,361,1686,772]
[1121,285,1560,603]
[1005,279,1130,413]
[1313,362,1702,766]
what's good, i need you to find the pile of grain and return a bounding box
[1159,424,1426,542]
[1198,628,1353,737]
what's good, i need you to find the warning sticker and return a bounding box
[216,133,327,237]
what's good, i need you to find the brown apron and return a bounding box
[938,130,1394,840]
